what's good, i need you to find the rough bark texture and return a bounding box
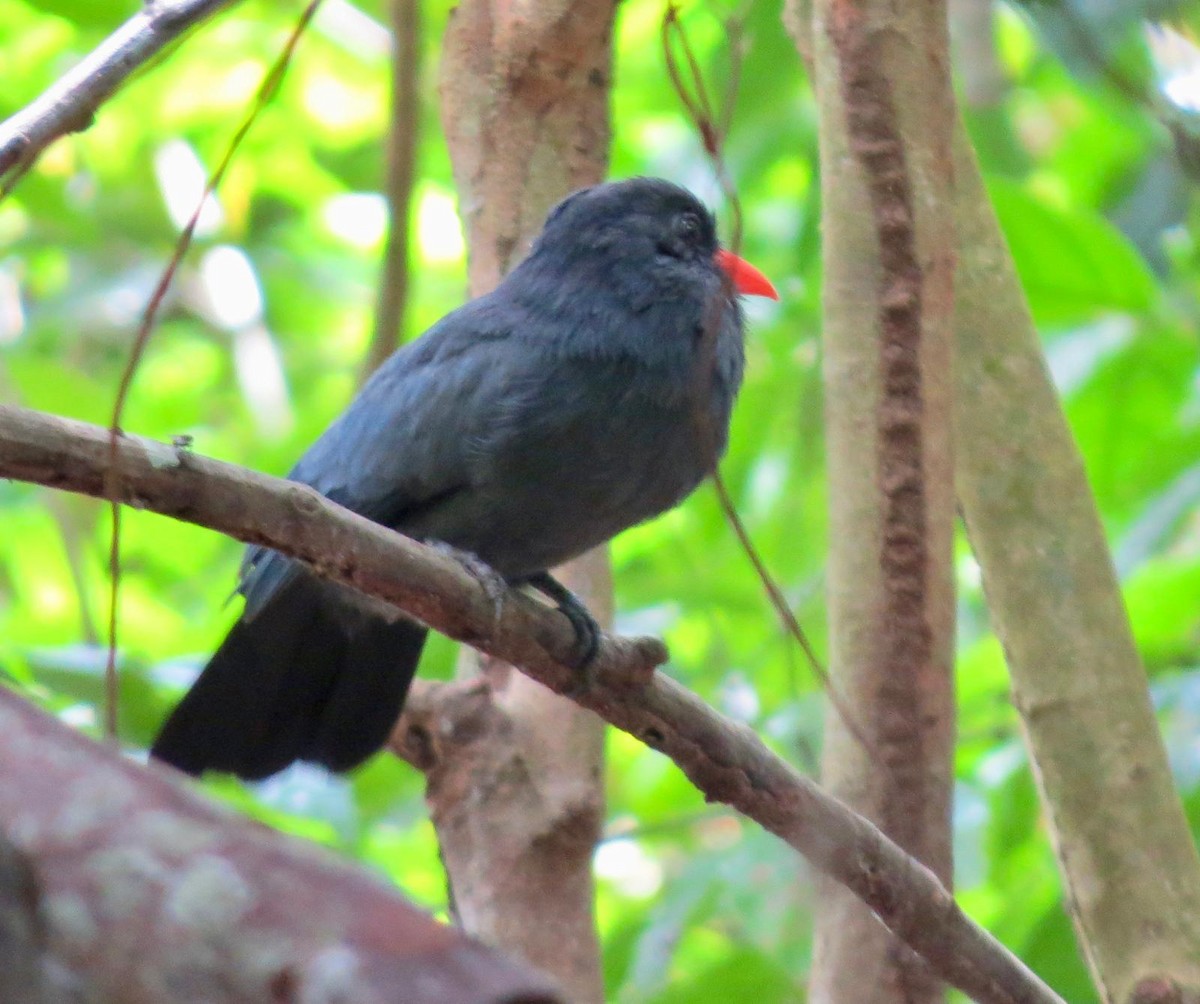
[390,560,612,1004]
[0,834,75,1003]
[0,687,559,1004]
[431,2,616,1000]
[951,132,1200,1003]
[0,402,1063,1004]
[440,0,615,289]
[810,1,958,1001]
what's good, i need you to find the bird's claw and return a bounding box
[524,572,602,695]
[425,552,601,694]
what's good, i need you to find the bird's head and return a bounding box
[530,178,778,304]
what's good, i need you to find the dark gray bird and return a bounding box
[151,177,777,781]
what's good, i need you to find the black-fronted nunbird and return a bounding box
[151,177,777,781]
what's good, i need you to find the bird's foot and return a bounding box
[428,542,508,626]
[524,572,602,693]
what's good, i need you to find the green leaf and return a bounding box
[988,178,1157,323]
[24,0,138,30]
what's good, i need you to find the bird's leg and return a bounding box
[426,541,508,626]
[523,572,602,677]
[425,545,599,687]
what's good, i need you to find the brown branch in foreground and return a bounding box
[0,403,1064,1004]
[0,0,240,188]
[0,686,558,1004]
[0,832,65,1003]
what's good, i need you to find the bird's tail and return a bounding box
[151,572,427,781]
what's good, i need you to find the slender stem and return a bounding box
[0,0,240,187]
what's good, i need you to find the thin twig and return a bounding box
[362,0,422,382]
[661,4,874,755]
[0,0,240,193]
[101,0,323,740]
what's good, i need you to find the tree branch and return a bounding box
[0,832,68,1004]
[0,403,1064,1004]
[0,0,239,183]
[0,686,559,1003]
[951,131,1200,999]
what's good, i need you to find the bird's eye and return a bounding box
[676,212,702,241]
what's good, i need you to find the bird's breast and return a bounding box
[454,353,736,577]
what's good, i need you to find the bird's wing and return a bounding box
[239,296,522,616]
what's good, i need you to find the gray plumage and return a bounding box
[152,178,749,780]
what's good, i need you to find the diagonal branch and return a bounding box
[0,403,1063,1004]
[0,0,240,186]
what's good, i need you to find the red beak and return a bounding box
[715,248,779,300]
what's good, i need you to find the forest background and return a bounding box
[3,0,1200,1001]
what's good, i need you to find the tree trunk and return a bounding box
[426,2,617,1000]
[951,128,1200,1003]
[808,1,958,1001]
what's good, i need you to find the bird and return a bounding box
[151,177,778,781]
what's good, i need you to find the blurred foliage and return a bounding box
[2,0,1200,1000]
